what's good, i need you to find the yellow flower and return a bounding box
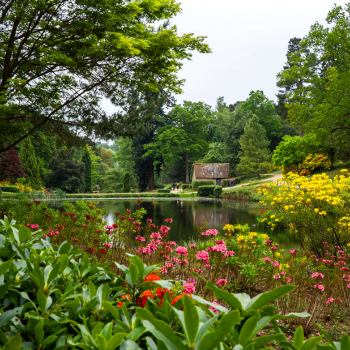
[276,252,281,257]
[314,208,319,213]
[270,215,275,219]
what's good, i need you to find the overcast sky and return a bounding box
[171,0,348,109]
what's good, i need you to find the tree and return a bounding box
[241,91,282,150]
[82,150,92,193]
[144,101,213,183]
[201,143,231,163]
[99,148,114,168]
[236,117,271,177]
[100,169,124,193]
[0,0,210,155]
[0,148,26,181]
[210,100,252,173]
[19,137,41,189]
[272,134,330,168]
[45,150,84,193]
[123,173,131,193]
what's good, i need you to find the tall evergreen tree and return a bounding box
[236,117,271,177]
[19,137,41,189]
[82,150,92,193]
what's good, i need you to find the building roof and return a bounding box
[193,163,229,179]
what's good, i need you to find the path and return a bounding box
[170,173,283,194]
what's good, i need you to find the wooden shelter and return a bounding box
[192,163,230,186]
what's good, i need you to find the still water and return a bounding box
[80,198,299,250]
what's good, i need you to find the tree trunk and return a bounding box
[148,163,154,190]
[185,151,189,183]
[161,163,164,185]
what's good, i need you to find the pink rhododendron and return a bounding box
[175,246,188,256]
[165,218,173,223]
[183,282,195,293]
[196,250,209,261]
[311,272,325,279]
[217,279,227,286]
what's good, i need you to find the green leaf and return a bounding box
[245,285,297,310]
[106,334,127,350]
[293,326,304,350]
[58,242,72,255]
[5,333,22,350]
[96,334,107,350]
[253,334,285,349]
[194,315,219,347]
[191,294,228,313]
[18,225,30,244]
[136,308,184,350]
[239,312,259,346]
[205,281,243,310]
[341,335,350,350]
[146,337,157,350]
[183,295,199,345]
[42,335,58,348]
[0,259,13,276]
[129,263,138,285]
[37,290,47,313]
[35,319,45,345]
[0,307,23,327]
[300,336,323,350]
[316,346,337,350]
[101,323,113,341]
[102,301,120,320]
[153,280,173,290]
[128,326,146,341]
[126,254,144,275]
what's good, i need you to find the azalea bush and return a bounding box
[0,216,349,349]
[258,171,350,255]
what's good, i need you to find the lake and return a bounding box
[67,198,299,249]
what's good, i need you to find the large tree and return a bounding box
[241,91,282,150]
[236,117,271,177]
[144,101,213,183]
[19,137,41,189]
[0,0,210,154]
[0,148,25,181]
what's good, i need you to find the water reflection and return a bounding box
[83,199,300,250]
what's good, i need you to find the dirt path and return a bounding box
[170,173,283,194]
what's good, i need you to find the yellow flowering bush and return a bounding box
[0,179,32,193]
[299,153,332,172]
[259,170,350,255]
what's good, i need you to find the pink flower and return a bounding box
[311,272,325,279]
[286,277,292,283]
[217,279,227,286]
[196,250,209,261]
[190,243,197,248]
[71,239,78,242]
[270,245,278,251]
[281,271,286,275]
[165,263,174,269]
[139,247,151,255]
[30,224,39,229]
[150,232,162,239]
[159,267,167,274]
[183,282,195,293]
[271,260,280,268]
[212,244,227,253]
[273,274,281,279]
[210,299,220,314]
[290,250,298,255]
[341,267,349,271]
[326,297,335,305]
[201,229,218,236]
[314,284,325,291]
[343,274,350,282]
[224,251,235,257]
[169,241,177,246]
[204,264,212,269]
[215,239,225,245]
[136,236,146,242]
[175,246,188,257]
[165,218,173,223]
[147,218,152,223]
[263,257,271,262]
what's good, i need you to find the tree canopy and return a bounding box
[0,0,210,154]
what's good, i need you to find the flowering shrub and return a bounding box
[259,171,350,255]
[0,179,32,193]
[299,153,332,172]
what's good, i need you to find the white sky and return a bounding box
[103,1,348,114]
[173,0,348,108]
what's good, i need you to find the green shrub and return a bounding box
[0,187,2,199]
[123,172,131,193]
[92,184,100,192]
[0,185,20,193]
[155,184,165,189]
[192,180,213,189]
[214,185,222,197]
[157,189,171,193]
[197,185,216,196]
[182,184,192,189]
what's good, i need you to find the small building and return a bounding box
[192,163,230,186]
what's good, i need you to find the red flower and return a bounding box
[115,212,120,217]
[88,247,94,253]
[100,249,107,254]
[113,223,118,229]
[85,215,91,220]
[89,206,94,209]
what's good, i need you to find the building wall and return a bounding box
[192,163,229,182]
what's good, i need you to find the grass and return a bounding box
[222,184,265,201]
